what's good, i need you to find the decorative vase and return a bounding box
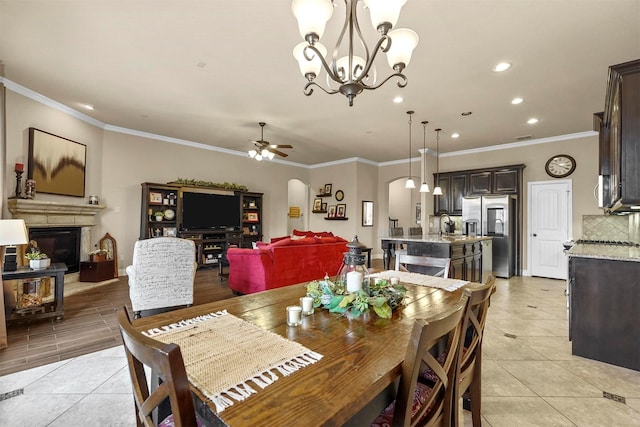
[29,258,51,270]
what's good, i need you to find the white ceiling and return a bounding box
[1,1,639,165]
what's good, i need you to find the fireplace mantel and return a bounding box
[7,199,105,227]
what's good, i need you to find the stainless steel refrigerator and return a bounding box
[462,195,516,278]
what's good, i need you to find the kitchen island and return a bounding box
[381,234,492,282]
[567,243,640,371]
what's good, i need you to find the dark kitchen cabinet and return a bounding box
[493,169,519,194]
[468,172,492,195]
[433,173,466,215]
[569,256,640,371]
[600,59,640,212]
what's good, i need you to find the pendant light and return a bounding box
[405,111,416,189]
[419,120,430,193]
[432,128,443,195]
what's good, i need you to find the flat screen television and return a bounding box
[181,191,241,230]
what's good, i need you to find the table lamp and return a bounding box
[0,219,29,272]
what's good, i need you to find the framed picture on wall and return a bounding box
[313,198,322,211]
[324,183,332,195]
[336,204,346,218]
[328,205,337,218]
[28,128,86,197]
[321,202,327,211]
[362,200,373,226]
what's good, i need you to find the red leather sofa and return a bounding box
[227,233,347,294]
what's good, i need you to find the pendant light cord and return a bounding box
[435,128,441,181]
[407,111,414,178]
[422,121,428,180]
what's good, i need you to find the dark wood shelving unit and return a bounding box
[324,217,349,221]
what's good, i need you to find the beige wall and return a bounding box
[4,87,603,275]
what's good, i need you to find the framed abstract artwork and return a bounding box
[28,128,86,197]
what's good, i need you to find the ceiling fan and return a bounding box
[249,122,292,160]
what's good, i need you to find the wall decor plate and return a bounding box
[335,190,344,201]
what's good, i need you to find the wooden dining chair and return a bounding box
[116,306,202,427]
[453,275,496,427]
[395,253,451,278]
[371,294,469,427]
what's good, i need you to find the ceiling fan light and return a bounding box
[405,178,416,189]
[261,148,270,157]
[248,149,257,158]
[363,0,407,34]
[291,0,334,41]
[419,182,430,193]
[433,186,443,196]
[255,154,263,161]
[267,151,275,160]
[293,42,327,79]
[386,28,419,71]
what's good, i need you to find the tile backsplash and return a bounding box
[582,213,640,242]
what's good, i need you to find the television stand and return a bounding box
[179,229,242,271]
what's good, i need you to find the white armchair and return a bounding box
[126,237,197,318]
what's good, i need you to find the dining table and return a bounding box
[133,273,469,426]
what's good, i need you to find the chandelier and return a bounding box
[292,0,419,106]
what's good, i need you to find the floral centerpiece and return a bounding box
[306,276,406,319]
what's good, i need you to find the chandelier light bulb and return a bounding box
[386,28,419,71]
[363,0,407,34]
[291,0,334,41]
[433,186,443,196]
[293,42,327,80]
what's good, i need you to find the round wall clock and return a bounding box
[335,190,344,201]
[545,154,576,178]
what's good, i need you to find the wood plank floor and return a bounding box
[0,268,236,376]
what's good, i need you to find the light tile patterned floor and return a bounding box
[1,275,639,426]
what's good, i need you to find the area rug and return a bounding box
[63,278,120,297]
[143,310,323,413]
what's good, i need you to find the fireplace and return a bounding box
[7,198,105,282]
[28,227,81,273]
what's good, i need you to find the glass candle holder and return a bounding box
[300,296,314,315]
[286,305,302,326]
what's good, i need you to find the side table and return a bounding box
[2,263,68,323]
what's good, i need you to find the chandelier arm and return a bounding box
[360,72,407,91]
[330,0,352,81]
[304,45,345,85]
[304,80,341,96]
[352,34,390,85]
[350,0,370,83]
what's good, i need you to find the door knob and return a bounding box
[533,233,537,237]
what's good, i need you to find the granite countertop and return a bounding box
[381,234,493,244]
[567,244,640,262]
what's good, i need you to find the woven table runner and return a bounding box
[370,270,468,291]
[142,310,322,413]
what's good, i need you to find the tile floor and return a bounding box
[1,275,640,426]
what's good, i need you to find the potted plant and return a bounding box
[25,250,51,270]
[154,211,164,221]
[90,246,108,262]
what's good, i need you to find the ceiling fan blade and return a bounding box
[269,148,288,157]
[270,144,293,149]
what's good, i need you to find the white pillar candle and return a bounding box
[286,305,302,326]
[300,296,314,315]
[390,277,400,286]
[346,270,363,293]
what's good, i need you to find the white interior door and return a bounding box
[528,180,572,279]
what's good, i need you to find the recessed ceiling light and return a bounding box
[461,111,472,116]
[451,133,460,139]
[393,96,404,103]
[79,103,94,110]
[493,62,512,72]
[527,118,539,124]
[511,97,523,105]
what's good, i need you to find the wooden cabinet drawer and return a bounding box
[80,260,115,282]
